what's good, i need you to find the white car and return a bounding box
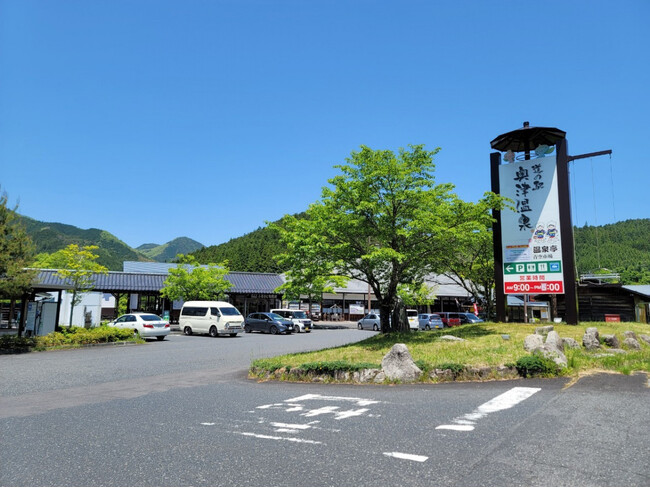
[108,313,170,340]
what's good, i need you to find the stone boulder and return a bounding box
[601,334,620,348]
[624,331,638,340]
[562,337,581,349]
[532,343,568,368]
[524,334,544,352]
[545,331,564,353]
[535,325,554,337]
[583,328,601,350]
[622,337,641,350]
[640,334,650,345]
[381,343,422,382]
[440,335,466,342]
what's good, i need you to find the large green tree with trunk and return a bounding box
[275,144,504,333]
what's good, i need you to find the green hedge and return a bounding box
[0,326,140,353]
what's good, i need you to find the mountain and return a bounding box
[18,215,151,271]
[191,223,286,273]
[574,218,650,283]
[136,237,204,262]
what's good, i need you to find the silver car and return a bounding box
[418,313,444,330]
[357,313,381,331]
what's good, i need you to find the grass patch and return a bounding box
[250,321,650,381]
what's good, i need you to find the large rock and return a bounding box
[532,343,567,368]
[545,331,564,353]
[624,331,638,340]
[583,328,601,350]
[640,334,650,345]
[524,334,544,352]
[381,343,422,382]
[622,338,641,350]
[562,337,581,349]
[601,334,620,348]
[535,325,554,337]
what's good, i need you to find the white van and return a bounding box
[270,309,312,333]
[407,309,419,330]
[179,301,244,337]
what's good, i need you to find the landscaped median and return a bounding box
[0,326,144,354]
[249,322,650,383]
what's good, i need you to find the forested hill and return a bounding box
[136,237,204,262]
[574,218,650,283]
[190,224,285,273]
[18,215,151,271]
[192,217,650,284]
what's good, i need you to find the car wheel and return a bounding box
[358,322,362,329]
[244,325,251,333]
[373,324,379,331]
[425,324,431,330]
[270,325,278,335]
[156,335,165,341]
[133,329,139,336]
[209,326,218,338]
[183,326,192,336]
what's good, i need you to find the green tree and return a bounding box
[160,254,232,301]
[443,219,497,319]
[0,190,37,334]
[271,215,348,312]
[277,144,504,333]
[33,244,108,326]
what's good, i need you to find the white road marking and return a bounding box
[236,431,323,445]
[270,422,312,430]
[285,393,380,406]
[383,452,428,462]
[436,387,541,431]
[200,422,215,426]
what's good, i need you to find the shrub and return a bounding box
[516,353,559,377]
[0,335,36,352]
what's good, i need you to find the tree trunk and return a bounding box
[69,291,77,327]
[379,302,392,333]
[391,298,410,332]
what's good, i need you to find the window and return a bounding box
[140,314,162,321]
[181,307,208,317]
[210,307,220,316]
[219,307,241,316]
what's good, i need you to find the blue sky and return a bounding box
[1,0,648,249]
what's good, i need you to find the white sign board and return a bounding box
[499,156,564,294]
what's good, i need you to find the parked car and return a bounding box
[107,312,170,340]
[407,309,419,330]
[418,313,444,330]
[438,312,484,326]
[270,309,312,333]
[244,312,294,334]
[357,313,381,331]
[179,301,244,337]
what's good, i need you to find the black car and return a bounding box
[244,312,294,335]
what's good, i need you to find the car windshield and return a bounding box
[267,313,283,320]
[219,307,241,316]
[140,314,162,321]
[465,313,480,320]
[292,311,307,318]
